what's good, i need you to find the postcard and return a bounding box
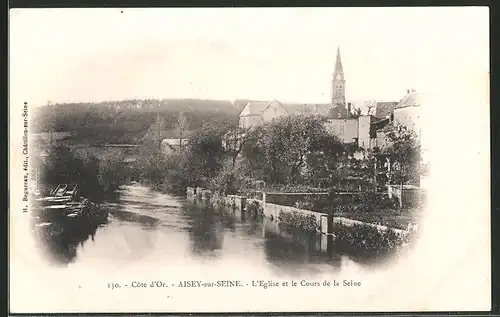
[8,7,490,313]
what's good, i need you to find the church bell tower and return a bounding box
[332,46,347,116]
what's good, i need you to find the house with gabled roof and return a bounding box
[374,101,399,120]
[238,101,270,129]
[238,46,352,131]
[372,89,422,149]
[237,47,421,156]
[239,99,336,130]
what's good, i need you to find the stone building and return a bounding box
[373,89,422,150]
[237,46,421,154]
[161,138,188,155]
[238,46,350,130]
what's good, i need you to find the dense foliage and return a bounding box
[245,201,264,219]
[136,120,232,194]
[32,99,241,144]
[139,114,347,196]
[326,191,399,213]
[277,210,318,233]
[239,115,345,186]
[38,145,127,202]
[332,222,411,256]
[382,124,421,185]
[330,212,417,231]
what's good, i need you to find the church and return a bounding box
[237,46,422,151]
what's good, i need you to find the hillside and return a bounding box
[32,98,241,144]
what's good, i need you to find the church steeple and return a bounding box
[334,46,344,79]
[331,46,347,116]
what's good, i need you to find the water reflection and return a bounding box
[33,185,378,275]
[111,207,160,229]
[185,204,225,256]
[262,220,342,266]
[34,217,102,265]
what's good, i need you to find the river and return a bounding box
[33,184,381,277]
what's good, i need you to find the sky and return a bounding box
[9,7,489,107]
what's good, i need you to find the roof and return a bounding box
[312,104,334,116]
[280,103,304,115]
[240,101,271,116]
[374,102,398,119]
[161,138,188,146]
[396,90,421,109]
[241,100,334,118]
[370,117,391,137]
[281,103,334,117]
[233,99,267,112]
[371,117,390,127]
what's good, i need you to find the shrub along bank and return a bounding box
[245,200,264,220]
[277,210,318,234]
[331,221,412,257]
[38,145,127,202]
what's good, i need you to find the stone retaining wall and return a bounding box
[186,187,407,235]
[186,187,196,196]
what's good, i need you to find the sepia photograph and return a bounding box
[9,7,490,313]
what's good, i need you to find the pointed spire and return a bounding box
[334,45,344,76]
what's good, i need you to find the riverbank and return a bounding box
[186,187,414,258]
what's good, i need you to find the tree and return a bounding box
[38,145,126,202]
[239,125,269,180]
[365,99,377,116]
[183,122,229,187]
[177,112,188,151]
[304,134,345,187]
[384,124,421,185]
[350,106,362,118]
[248,115,344,185]
[223,125,263,170]
[142,113,168,153]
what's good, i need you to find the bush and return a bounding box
[323,191,398,214]
[267,184,325,193]
[135,153,189,195]
[38,145,126,202]
[207,171,240,196]
[277,210,318,233]
[294,200,314,210]
[246,201,264,219]
[98,156,128,193]
[331,222,411,256]
[293,195,330,212]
